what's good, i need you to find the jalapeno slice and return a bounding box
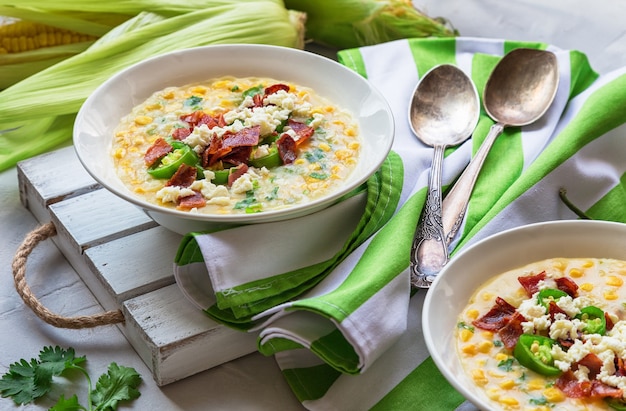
[575,306,606,335]
[148,143,198,179]
[513,334,562,376]
[211,169,230,185]
[606,398,626,410]
[249,146,282,168]
[537,288,569,309]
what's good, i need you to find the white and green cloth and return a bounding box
[174,37,626,410]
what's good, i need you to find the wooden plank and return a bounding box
[17,145,100,223]
[122,284,257,385]
[83,226,181,303]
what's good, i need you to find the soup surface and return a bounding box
[111,76,361,215]
[457,258,626,410]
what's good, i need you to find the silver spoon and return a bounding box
[409,64,480,288]
[441,48,560,246]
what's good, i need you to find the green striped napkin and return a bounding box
[175,37,626,410]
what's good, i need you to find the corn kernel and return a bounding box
[162,91,175,99]
[344,127,356,137]
[481,331,494,339]
[499,379,516,390]
[606,276,624,287]
[552,259,566,271]
[568,268,583,278]
[482,292,494,301]
[318,143,331,152]
[191,86,207,94]
[348,141,360,150]
[582,260,594,268]
[488,370,505,378]
[477,341,493,353]
[498,396,519,406]
[543,387,565,402]
[459,329,473,342]
[604,290,619,300]
[495,353,509,362]
[472,369,488,386]
[334,149,351,160]
[134,116,152,125]
[324,105,334,113]
[461,344,477,355]
[466,309,479,320]
[580,282,594,292]
[526,378,545,390]
[486,388,500,401]
[294,158,306,165]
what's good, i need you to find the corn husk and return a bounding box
[284,0,457,49]
[0,2,306,171]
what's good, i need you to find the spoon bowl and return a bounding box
[408,64,480,288]
[440,48,560,259]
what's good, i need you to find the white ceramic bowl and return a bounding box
[422,220,626,410]
[73,44,394,234]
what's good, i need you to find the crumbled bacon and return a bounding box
[472,297,517,331]
[144,137,173,166]
[222,125,260,148]
[556,371,623,399]
[606,312,615,332]
[288,119,315,146]
[518,271,547,297]
[222,146,253,166]
[252,93,264,108]
[172,127,192,140]
[277,133,297,164]
[264,83,289,96]
[548,300,569,321]
[615,357,626,377]
[166,163,197,187]
[498,312,526,349]
[556,277,579,298]
[177,191,206,210]
[576,353,604,379]
[227,164,248,186]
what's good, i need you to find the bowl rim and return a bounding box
[422,219,626,409]
[73,43,394,224]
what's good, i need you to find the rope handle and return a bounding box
[12,222,124,329]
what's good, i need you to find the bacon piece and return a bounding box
[222,146,252,166]
[180,111,225,130]
[172,127,192,140]
[144,137,173,166]
[614,357,626,377]
[498,312,526,349]
[222,125,260,148]
[576,353,603,379]
[472,297,517,331]
[556,371,623,399]
[277,133,297,164]
[252,93,264,108]
[288,119,315,146]
[548,301,569,321]
[177,191,206,210]
[264,83,289,96]
[166,163,197,188]
[518,271,547,297]
[556,277,579,298]
[227,163,248,186]
[606,312,615,332]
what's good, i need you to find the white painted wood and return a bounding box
[17,145,99,223]
[16,147,257,386]
[122,284,258,385]
[84,226,180,302]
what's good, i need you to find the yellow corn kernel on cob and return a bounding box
[0,20,98,54]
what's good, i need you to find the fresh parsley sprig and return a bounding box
[0,346,141,410]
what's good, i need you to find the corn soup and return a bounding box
[457,258,626,410]
[111,76,361,214]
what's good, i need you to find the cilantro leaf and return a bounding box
[50,394,82,411]
[38,346,85,376]
[0,358,50,404]
[91,363,142,411]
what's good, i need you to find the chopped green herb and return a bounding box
[497,358,515,372]
[242,85,264,99]
[183,95,203,109]
[234,191,258,210]
[493,340,503,347]
[265,186,279,201]
[309,172,328,180]
[305,148,325,163]
[457,321,475,332]
[231,85,240,92]
[529,396,549,405]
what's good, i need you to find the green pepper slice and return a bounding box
[513,334,562,376]
[211,169,230,185]
[242,85,264,99]
[249,146,282,168]
[148,143,198,179]
[575,306,606,335]
[606,398,626,410]
[537,288,568,309]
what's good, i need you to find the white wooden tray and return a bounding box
[17,146,257,386]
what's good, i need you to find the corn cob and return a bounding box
[284,0,457,49]
[0,20,98,53]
